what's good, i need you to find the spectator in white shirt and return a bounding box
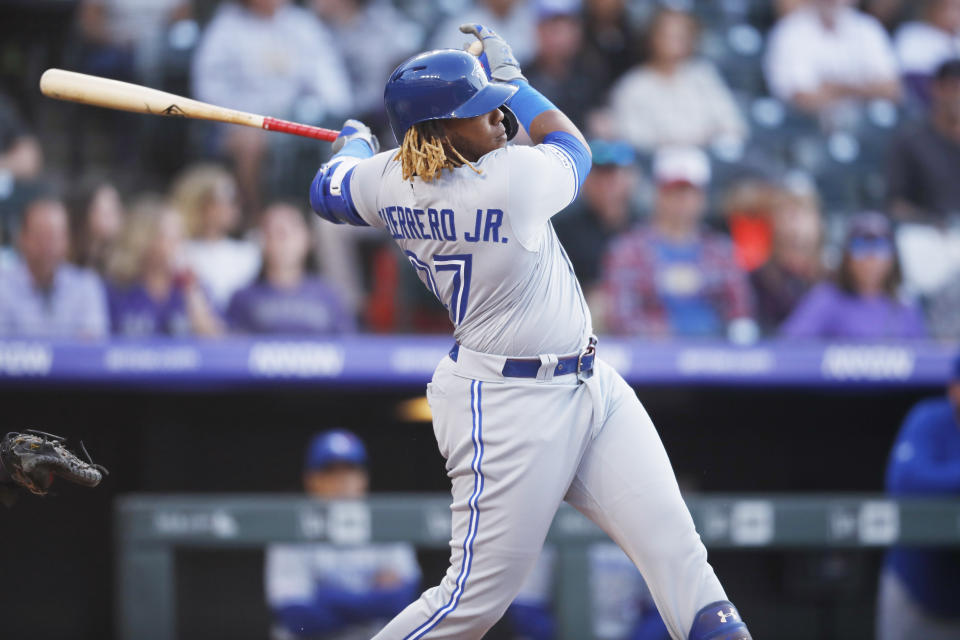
[171,164,261,310]
[192,0,352,215]
[764,0,901,119]
[0,197,108,339]
[894,0,960,105]
[608,6,747,152]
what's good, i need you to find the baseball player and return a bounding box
[309,25,752,640]
[876,352,960,639]
[265,429,421,640]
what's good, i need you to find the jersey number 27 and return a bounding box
[405,251,473,326]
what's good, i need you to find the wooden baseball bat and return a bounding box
[39,68,339,142]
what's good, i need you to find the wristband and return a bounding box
[505,80,558,134]
[335,138,376,160]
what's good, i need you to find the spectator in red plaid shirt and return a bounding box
[600,146,757,341]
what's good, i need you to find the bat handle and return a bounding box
[262,117,339,141]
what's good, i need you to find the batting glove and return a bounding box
[459,24,525,83]
[332,119,379,155]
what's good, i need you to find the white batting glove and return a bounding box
[332,119,379,155]
[459,23,525,83]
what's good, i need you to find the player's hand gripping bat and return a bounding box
[39,68,340,141]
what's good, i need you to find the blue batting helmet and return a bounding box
[305,429,368,471]
[384,49,519,143]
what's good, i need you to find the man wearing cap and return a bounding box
[264,430,421,640]
[601,146,756,341]
[553,139,638,297]
[877,353,960,639]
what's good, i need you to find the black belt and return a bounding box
[448,340,596,378]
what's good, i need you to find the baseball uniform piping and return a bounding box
[403,380,485,639]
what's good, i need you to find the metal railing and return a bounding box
[115,493,960,640]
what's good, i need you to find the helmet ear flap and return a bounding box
[500,105,519,141]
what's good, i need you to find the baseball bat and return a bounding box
[39,68,339,142]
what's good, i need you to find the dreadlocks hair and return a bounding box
[394,120,482,183]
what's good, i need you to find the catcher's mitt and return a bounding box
[0,430,108,496]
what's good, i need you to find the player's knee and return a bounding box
[688,601,752,640]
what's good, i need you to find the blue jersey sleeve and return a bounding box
[886,400,960,494]
[542,131,591,195]
[309,139,376,226]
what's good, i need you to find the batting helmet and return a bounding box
[305,429,368,471]
[384,49,519,144]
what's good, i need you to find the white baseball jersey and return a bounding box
[332,135,742,640]
[349,144,592,357]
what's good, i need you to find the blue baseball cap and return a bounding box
[589,140,635,167]
[305,429,368,471]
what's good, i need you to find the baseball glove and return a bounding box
[0,430,108,496]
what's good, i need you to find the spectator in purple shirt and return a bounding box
[0,197,108,339]
[781,212,927,340]
[226,202,354,335]
[106,198,223,338]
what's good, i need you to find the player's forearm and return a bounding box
[507,81,588,149]
[309,122,378,227]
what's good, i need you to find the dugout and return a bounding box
[0,337,955,640]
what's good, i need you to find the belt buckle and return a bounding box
[577,337,597,373]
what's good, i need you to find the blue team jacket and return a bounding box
[884,397,960,619]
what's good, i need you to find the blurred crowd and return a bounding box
[0,0,959,342]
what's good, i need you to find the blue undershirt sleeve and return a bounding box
[543,131,591,193]
[506,80,558,134]
[309,139,376,227]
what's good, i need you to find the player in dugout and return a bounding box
[265,429,421,640]
[877,351,960,639]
